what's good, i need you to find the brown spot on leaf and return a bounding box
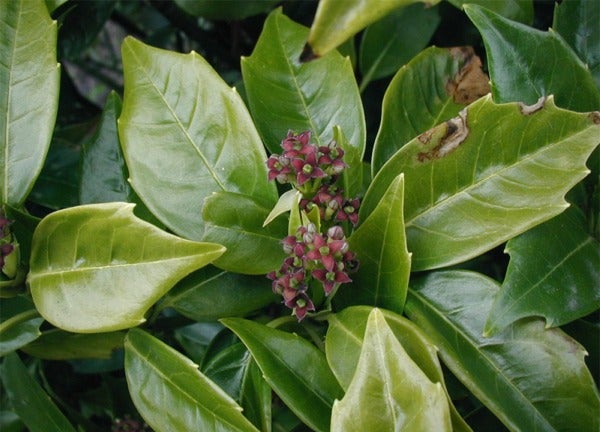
[417,109,469,162]
[518,96,547,115]
[590,111,600,124]
[446,47,490,105]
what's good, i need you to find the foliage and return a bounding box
[1,1,598,431]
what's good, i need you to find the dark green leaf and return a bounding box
[330,309,452,432]
[242,9,365,156]
[202,342,250,403]
[222,317,343,432]
[202,191,287,274]
[337,175,410,312]
[372,46,489,173]
[124,328,259,432]
[405,270,600,432]
[174,322,223,365]
[553,0,600,87]
[326,306,472,432]
[485,207,600,335]
[57,0,116,60]
[21,329,124,360]
[28,202,224,332]
[161,266,277,321]
[119,37,276,240]
[173,0,279,20]
[80,91,130,204]
[465,4,600,112]
[29,136,80,209]
[359,3,440,90]
[447,0,533,23]
[362,95,600,271]
[0,352,76,432]
[0,309,43,357]
[241,358,272,432]
[0,0,60,207]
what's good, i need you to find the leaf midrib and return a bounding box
[127,339,255,432]
[408,289,554,431]
[124,43,226,191]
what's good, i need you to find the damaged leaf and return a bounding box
[362,95,600,271]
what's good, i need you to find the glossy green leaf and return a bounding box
[202,342,251,402]
[465,4,600,112]
[200,339,271,431]
[359,3,440,90]
[553,0,600,87]
[405,270,600,432]
[362,95,600,271]
[326,306,472,432]
[161,266,277,321]
[333,125,365,200]
[331,308,451,432]
[29,136,80,210]
[372,46,489,174]
[222,317,344,432]
[263,189,299,227]
[21,329,124,360]
[80,91,130,204]
[242,9,365,156]
[0,309,43,357]
[28,202,225,333]
[241,358,272,432]
[1,0,60,207]
[447,0,533,23]
[0,352,76,432]
[305,0,441,58]
[485,207,600,335]
[338,174,410,312]
[173,0,279,20]
[202,191,287,274]
[124,328,259,432]
[119,37,276,240]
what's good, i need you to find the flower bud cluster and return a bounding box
[266,130,361,320]
[0,215,14,270]
[266,130,347,195]
[267,223,358,320]
[300,184,360,227]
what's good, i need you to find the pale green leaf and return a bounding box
[304,0,441,58]
[405,270,600,432]
[242,9,365,157]
[485,207,600,335]
[119,37,276,240]
[326,306,472,432]
[125,328,259,432]
[0,0,60,206]
[331,309,451,432]
[263,189,299,227]
[362,95,600,271]
[28,202,225,333]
